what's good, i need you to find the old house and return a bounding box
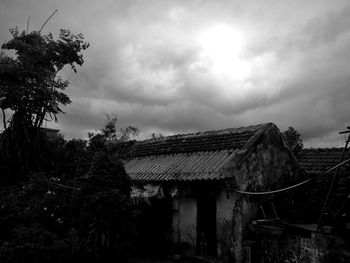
[120,123,303,262]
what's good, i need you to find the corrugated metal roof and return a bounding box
[124,150,234,181]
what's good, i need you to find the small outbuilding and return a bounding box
[245,148,350,263]
[296,148,350,225]
[121,123,303,262]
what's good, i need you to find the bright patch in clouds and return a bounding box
[196,25,251,80]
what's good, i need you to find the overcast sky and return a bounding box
[1,0,350,147]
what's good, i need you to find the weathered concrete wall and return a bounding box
[216,188,235,259]
[171,185,236,259]
[239,125,302,233]
[230,124,303,263]
[235,125,302,193]
[251,231,350,263]
[178,197,197,249]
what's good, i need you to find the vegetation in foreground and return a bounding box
[0,23,138,262]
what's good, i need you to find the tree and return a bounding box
[0,26,88,182]
[76,151,132,261]
[88,114,139,143]
[0,27,89,129]
[283,127,303,154]
[0,22,135,262]
[51,119,135,261]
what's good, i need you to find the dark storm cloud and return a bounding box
[1,0,350,147]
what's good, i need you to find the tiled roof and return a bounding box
[298,148,350,175]
[119,124,265,158]
[124,150,234,181]
[122,124,270,181]
[296,148,350,219]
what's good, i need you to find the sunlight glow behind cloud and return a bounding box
[196,25,251,80]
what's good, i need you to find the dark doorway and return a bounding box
[134,196,173,255]
[197,196,217,257]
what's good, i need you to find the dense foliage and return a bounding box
[0,27,89,128]
[0,26,135,262]
[0,27,88,182]
[0,133,134,263]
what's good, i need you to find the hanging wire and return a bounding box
[235,159,350,195]
[235,179,311,195]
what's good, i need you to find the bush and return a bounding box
[0,137,134,262]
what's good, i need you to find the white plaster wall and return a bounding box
[178,197,197,247]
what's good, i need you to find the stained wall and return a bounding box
[176,197,197,251]
[230,124,303,262]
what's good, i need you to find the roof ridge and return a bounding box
[137,123,269,144]
[301,147,348,151]
[129,149,231,158]
[120,123,274,157]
